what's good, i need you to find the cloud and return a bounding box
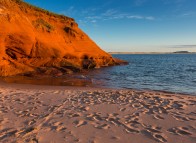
[102,9,118,16]
[145,16,155,20]
[85,16,102,20]
[180,11,196,17]
[127,15,143,19]
[80,7,101,15]
[91,20,97,23]
[61,7,155,25]
[83,9,155,23]
[60,6,77,17]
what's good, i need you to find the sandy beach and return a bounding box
[0,82,195,143]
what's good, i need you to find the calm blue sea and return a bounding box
[86,54,196,95]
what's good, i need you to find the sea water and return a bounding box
[87,54,196,95]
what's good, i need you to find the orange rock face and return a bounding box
[0,0,125,76]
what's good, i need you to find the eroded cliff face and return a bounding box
[0,0,122,76]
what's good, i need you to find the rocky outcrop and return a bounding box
[0,0,126,76]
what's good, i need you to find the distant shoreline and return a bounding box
[108,52,196,54]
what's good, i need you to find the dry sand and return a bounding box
[0,82,195,143]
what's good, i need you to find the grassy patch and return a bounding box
[64,27,78,37]
[33,18,54,32]
[14,0,73,21]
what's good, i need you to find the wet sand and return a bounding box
[0,82,195,143]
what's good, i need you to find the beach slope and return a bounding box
[0,84,195,143]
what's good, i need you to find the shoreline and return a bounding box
[0,82,195,143]
[0,79,195,97]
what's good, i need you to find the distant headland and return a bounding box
[173,51,190,53]
[109,51,196,54]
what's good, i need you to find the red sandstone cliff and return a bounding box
[0,0,125,76]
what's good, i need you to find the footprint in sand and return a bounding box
[167,127,192,136]
[132,103,143,108]
[153,133,167,143]
[142,129,167,143]
[188,111,196,116]
[53,90,60,94]
[146,127,162,134]
[26,119,36,126]
[0,129,18,140]
[172,102,186,110]
[50,122,67,132]
[78,106,90,112]
[73,120,87,127]
[106,117,121,126]
[125,127,140,134]
[94,124,110,130]
[67,112,81,118]
[86,113,104,121]
[56,126,67,132]
[188,100,196,105]
[16,126,36,138]
[93,115,103,121]
[125,119,141,125]
[172,115,190,121]
[120,107,126,112]
[154,114,164,120]
[108,113,119,117]
[85,114,94,121]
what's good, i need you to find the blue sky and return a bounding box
[24,0,196,52]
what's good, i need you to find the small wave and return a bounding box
[186,68,196,72]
